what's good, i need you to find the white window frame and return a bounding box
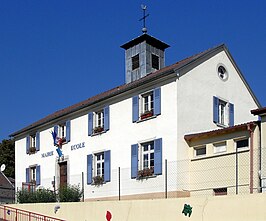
[94,152,105,178]
[217,98,230,126]
[95,110,104,128]
[30,135,36,148]
[141,91,154,115]
[194,146,206,157]
[58,123,66,138]
[213,141,227,154]
[139,141,155,171]
[30,166,37,183]
[235,138,249,150]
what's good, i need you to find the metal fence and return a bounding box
[0,205,65,221]
[33,147,262,201]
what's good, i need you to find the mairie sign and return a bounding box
[41,151,54,158]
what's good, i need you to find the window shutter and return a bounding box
[131,144,138,178]
[154,87,161,115]
[88,112,93,136]
[132,96,139,122]
[26,168,30,183]
[53,125,58,145]
[104,150,111,182]
[36,132,40,151]
[154,138,162,175]
[26,136,30,154]
[229,103,234,126]
[66,120,71,142]
[36,165,41,186]
[213,96,219,123]
[87,154,93,184]
[104,106,110,131]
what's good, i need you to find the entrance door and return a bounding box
[59,161,67,187]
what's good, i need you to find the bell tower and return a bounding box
[120,5,170,84]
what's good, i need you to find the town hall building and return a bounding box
[11,28,261,200]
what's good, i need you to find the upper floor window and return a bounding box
[152,54,159,70]
[194,145,206,157]
[132,87,161,122]
[26,132,40,154]
[132,54,140,70]
[213,142,227,154]
[87,150,111,185]
[88,106,110,136]
[131,138,162,179]
[213,96,234,127]
[236,138,249,149]
[53,120,71,146]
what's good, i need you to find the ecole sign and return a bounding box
[71,142,85,151]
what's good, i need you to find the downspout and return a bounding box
[248,123,254,194]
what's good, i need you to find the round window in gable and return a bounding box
[217,65,228,81]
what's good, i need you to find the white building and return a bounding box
[11,32,260,200]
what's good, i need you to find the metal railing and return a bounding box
[0,205,65,221]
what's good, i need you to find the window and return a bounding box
[213,188,227,196]
[131,138,162,179]
[194,146,206,157]
[213,142,227,154]
[213,96,234,127]
[132,54,140,70]
[87,150,111,185]
[236,139,249,149]
[26,165,40,186]
[132,87,161,122]
[53,121,71,146]
[152,54,159,70]
[88,106,110,135]
[26,132,40,154]
[218,65,228,81]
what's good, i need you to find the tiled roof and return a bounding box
[10,44,227,137]
[0,172,14,189]
[251,107,266,116]
[184,122,257,143]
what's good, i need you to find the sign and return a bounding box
[71,142,85,151]
[41,151,54,158]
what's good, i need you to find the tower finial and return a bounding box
[139,4,149,34]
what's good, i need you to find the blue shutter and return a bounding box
[87,154,93,184]
[26,136,30,154]
[66,120,71,142]
[154,87,161,115]
[36,132,40,151]
[104,106,110,131]
[26,168,30,183]
[229,103,234,126]
[104,150,111,182]
[88,112,93,136]
[213,96,219,123]
[54,125,58,138]
[132,96,139,122]
[154,138,162,175]
[36,165,41,186]
[131,144,138,178]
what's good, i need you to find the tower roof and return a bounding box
[120,34,170,50]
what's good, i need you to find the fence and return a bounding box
[0,205,65,221]
[30,147,262,201]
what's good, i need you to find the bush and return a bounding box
[17,189,56,203]
[58,184,83,202]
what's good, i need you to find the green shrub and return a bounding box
[58,184,83,202]
[17,188,56,204]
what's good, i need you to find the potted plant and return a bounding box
[94,126,104,134]
[140,110,153,120]
[138,167,154,179]
[93,175,104,186]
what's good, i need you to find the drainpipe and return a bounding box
[248,123,254,194]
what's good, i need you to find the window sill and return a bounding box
[215,122,229,128]
[136,115,157,123]
[136,174,157,180]
[91,130,107,137]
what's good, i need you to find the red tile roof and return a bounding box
[10,44,228,137]
[184,122,257,143]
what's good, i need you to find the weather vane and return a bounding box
[139,4,149,34]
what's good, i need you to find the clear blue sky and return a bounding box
[1,1,266,141]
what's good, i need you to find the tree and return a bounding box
[0,139,15,178]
